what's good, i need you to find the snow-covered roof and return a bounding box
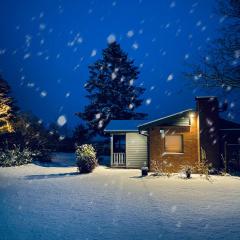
[138,109,193,130]
[104,120,146,132]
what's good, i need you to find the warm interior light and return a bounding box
[189,112,195,125]
[189,112,195,118]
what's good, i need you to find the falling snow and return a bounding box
[127,30,134,38]
[57,115,67,127]
[107,34,116,44]
[167,73,174,81]
[40,91,47,97]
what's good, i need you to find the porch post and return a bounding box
[110,134,113,167]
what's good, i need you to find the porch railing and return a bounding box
[112,153,126,166]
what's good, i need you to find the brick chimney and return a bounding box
[196,96,221,169]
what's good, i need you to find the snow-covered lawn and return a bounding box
[1,154,240,240]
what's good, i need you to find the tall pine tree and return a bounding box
[0,76,17,133]
[78,42,147,135]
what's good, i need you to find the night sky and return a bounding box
[0,0,237,129]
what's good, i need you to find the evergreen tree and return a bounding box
[0,75,18,133]
[78,42,147,135]
[73,124,92,145]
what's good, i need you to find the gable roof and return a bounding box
[219,118,240,130]
[138,109,193,131]
[104,120,146,132]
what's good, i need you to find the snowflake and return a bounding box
[170,1,176,8]
[212,139,217,145]
[57,115,67,126]
[129,104,134,109]
[127,30,134,38]
[230,102,235,108]
[77,37,83,43]
[95,113,101,119]
[0,49,6,55]
[165,23,170,29]
[39,23,46,30]
[40,91,47,98]
[112,1,117,6]
[138,29,143,34]
[184,54,189,59]
[107,34,116,44]
[111,72,117,80]
[146,99,151,105]
[59,135,65,141]
[234,50,240,59]
[65,92,71,98]
[206,118,213,126]
[189,8,194,14]
[98,120,104,129]
[91,49,97,57]
[39,12,44,18]
[132,42,139,50]
[23,53,31,59]
[25,35,32,47]
[196,20,202,27]
[219,16,226,23]
[167,73,174,81]
[27,82,35,88]
[37,51,43,56]
[129,79,134,85]
[226,86,232,92]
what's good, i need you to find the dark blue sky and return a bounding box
[0,0,237,128]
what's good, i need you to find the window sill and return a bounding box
[162,152,184,155]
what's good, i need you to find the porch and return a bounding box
[111,152,126,167]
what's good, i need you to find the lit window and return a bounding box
[164,135,183,153]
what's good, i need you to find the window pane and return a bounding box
[165,135,183,153]
[113,135,126,153]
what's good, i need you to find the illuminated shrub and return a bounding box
[0,145,32,167]
[76,144,98,173]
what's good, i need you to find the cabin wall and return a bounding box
[126,133,148,168]
[149,114,199,173]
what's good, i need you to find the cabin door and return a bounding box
[112,134,126,167]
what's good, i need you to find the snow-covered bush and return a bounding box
[0,145,32,167]
[75,144,98,173]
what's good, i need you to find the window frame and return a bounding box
[113,134,126,153]
[164,134,184,154]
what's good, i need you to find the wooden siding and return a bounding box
[149,113,199,173]
[126,133,148,168]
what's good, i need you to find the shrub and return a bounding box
[75,144,98,173]
[0,145,32,167]
[196,147,212,180]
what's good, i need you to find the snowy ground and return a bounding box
[1,153,240,240]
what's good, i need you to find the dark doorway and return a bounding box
[226,144,240,172]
